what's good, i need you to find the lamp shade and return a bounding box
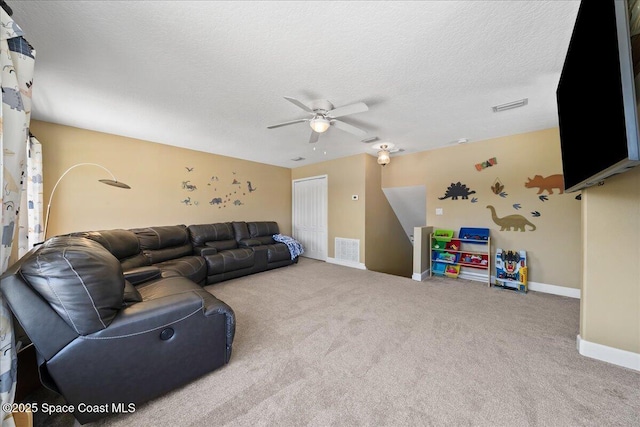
[309,116,331,133]
[377,149,391,166]
[98,179,131,189]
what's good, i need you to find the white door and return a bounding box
[292,175,327,260]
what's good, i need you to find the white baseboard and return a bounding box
[577,335,640,372]
[528,281,580,298]
[459,270,490,283]
[485,275,581,299]
[326,257,367,270]
[335,260,580,298]
[412,269,429,281]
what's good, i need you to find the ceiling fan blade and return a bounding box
[309,130,319,143]
[331,119,367,137]
[327,102,369,118]
[267,118,308,129]
[284,96,314,113]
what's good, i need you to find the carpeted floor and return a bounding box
[27,257,640,426]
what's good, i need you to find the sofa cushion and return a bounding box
[123,266,162,286]
[188,223,235,247]
[131,225,193,264]
[136,276,203,300]
[73,229,150,270]
[154,256,207,285]
[123,280,143,305]
[231,221,250,242]
[20,236,124,335]
[248,221,280,238]
[266,243,291,263]
[237,239,261,248]
[205,240,238,251]
[246,221,279,245]
[204,248,255,275]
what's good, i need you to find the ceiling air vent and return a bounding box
[492,98,528,112]
[291,157,305,161]
[361,136,379,143]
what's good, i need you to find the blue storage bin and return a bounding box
[459,227,489,241]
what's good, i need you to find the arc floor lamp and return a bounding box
[42,162,131,240]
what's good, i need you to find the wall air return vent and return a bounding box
[334,238,360,264]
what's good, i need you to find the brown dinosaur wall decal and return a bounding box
[486,205,536,232]
[524,174,564,194]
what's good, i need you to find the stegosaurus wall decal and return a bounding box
[439,182,476,200]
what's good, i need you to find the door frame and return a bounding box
[292,174,328,261]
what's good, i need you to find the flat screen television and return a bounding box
[556,0,640,193]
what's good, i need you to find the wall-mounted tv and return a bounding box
[556,0,640,193]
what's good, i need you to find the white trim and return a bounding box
[412,269,429,281]
[433,272,581,299]
[292,175,328,261]
[459,270,489,283]
[577,335,640,372]
[528,281,581,299]
[326,257,367,270]
[485,275,581,298]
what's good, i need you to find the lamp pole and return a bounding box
[42,163,131,241]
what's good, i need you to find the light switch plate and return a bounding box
[436,208,443,215]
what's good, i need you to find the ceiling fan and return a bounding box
[267,96,369,143]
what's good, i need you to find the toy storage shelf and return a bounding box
[429,227,491,286]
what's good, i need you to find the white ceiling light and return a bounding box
[372,142,398,167]
[309,116,331,133]
[377,148,391,166]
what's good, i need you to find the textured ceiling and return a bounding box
[11,1,580,168]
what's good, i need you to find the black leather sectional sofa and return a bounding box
[74,220,297,287]
[0,220,296,424]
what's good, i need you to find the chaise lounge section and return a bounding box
[0,235,235,424]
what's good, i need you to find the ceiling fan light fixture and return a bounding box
[309,116,331,133]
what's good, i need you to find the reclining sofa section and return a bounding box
[0,220,296,424]
[0,236,235,424]
[74,220,297,286]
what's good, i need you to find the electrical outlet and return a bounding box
[436,208,443,215]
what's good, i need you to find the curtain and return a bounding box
[17,134,43,257]
[0,6,36,427]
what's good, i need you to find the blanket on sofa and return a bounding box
[272,234,304,260]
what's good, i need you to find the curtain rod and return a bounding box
[0,1,12,16]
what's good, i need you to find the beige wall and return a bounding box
[580,166,640,354]
[413,226,433,277]
[364,155,413,277]
[291,154,366,260]
[291,154,413,276]
[383,128,582,289]
[31,120,292,237]
[30,119,640,359]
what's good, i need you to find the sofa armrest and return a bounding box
[123,266,161,285]
[238,239,262,247]
[90,291,214,338]
[199,290,235,359]
[193,246,217,256]
[47,289,235,424]
[89,289,235,361]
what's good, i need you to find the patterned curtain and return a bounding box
[0,5,36,427]
[17,134,43,257]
